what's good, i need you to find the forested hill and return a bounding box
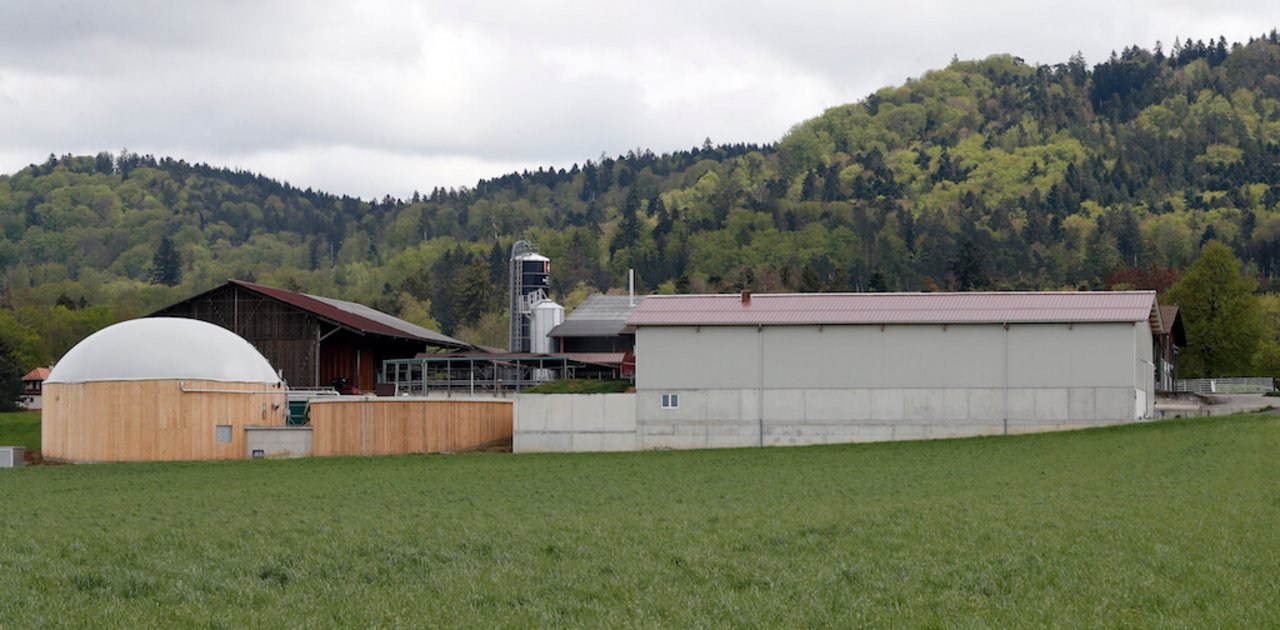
[3,31,1280,363]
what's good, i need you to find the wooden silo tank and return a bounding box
[42,318,287,463]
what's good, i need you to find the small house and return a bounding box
[21,367,49,411]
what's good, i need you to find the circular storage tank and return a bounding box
[529,299,565,354]
[42,318,287,463]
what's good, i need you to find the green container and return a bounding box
[287,401,309,426]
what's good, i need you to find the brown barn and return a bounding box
[1156,304,1186,392]
[152,280,472,391]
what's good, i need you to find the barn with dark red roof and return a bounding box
[152,280,473,391]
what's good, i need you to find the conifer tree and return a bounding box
[149,236,182,286]
[0,340,24,412]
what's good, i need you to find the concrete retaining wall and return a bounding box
[635,387,1141,449]
[245,426,313,458]
[514,393,636,452]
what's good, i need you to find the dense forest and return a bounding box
[4,31,1280,373]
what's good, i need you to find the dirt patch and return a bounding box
[456,437,513,453]
[22,450,63,466]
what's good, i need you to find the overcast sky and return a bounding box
[1,1,1277,199]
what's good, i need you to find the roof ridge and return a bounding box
[647,290,1157,298]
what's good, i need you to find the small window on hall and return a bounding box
[661,393,680,409]
[215,425,233,444]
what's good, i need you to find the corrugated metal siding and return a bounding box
[626,291,1158,327]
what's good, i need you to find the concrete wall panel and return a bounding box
[870,389,905,421]
[571,395,606,432]
[1034,388,1070,422]
[244,427,312,459]
[763,389,805,421]
[804,389,871,421]
[544,396,573,431]
[1096,388,1137,420]
[1006,388,1036,421]
[573,433,608,452]
[904,389,946,421]
[603,433,637,451]
[514,393,637,453]
[517,395,547,431]
[705,389,741,421]
[604,394,636,432]
[1067,388,1096,421]
[967,389,1005,421]
[740,389,760,423]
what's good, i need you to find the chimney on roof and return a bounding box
[741,289,751,304]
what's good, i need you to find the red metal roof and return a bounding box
[626,291,1160,328]
[22,367,50,382]
[230,280,472,349]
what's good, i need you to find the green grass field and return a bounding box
[2,414,1278,627]
[0,411,40,451]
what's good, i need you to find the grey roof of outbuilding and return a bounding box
[548,295,645,338]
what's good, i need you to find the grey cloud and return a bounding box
[2,0,1279,198]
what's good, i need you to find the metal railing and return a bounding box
[1173,377,1275,394]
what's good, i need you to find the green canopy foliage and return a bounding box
[1165,242,1265,377]
[0,340,24,412]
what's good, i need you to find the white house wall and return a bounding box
[634,322,1151,449]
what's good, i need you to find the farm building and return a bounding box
[628,291,1164,448]
[548,294,645,354]
[42,318,288,463]
[21,367,48,411]
[153,280,472,391]
[1155,304,1186,392]
[516,290,1171,452]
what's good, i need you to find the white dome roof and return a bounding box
[46,318,282,385]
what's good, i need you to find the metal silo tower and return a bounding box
[508,240,551,352]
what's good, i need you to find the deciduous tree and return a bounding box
[1164,241,1264,377]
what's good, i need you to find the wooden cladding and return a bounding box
[155,284,425,390]
[309,399,512,457]
[42,380,288,463]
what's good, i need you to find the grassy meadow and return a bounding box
[1,413,1278,627]
[0,411,40,451]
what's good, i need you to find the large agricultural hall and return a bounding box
[515,290,1175,451]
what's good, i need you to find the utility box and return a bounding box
[0,447,25,468]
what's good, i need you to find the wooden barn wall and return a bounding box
[320,333,423,392]
[42,380,287,463]
[155,284,320,387]
[309,400,512,457]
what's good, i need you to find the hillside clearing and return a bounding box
[1,414,1278,626]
